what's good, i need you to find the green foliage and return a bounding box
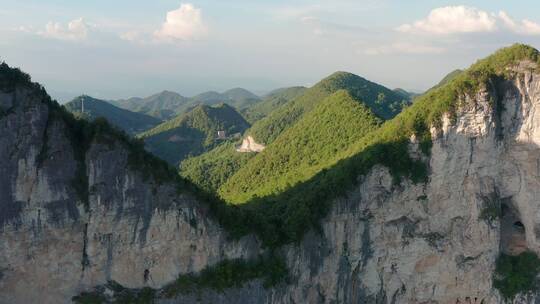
[0,62,32,92]
[207,44,540,247]
[64,96,161,135]
[180,141,255,193]
[242,86,308,123]
[494,252,540,300]
[139,103,250,165]
[71,256,287,302]
[219,90,382,203]
[72,281,156,304]
[72,291,107,304]
[162,255,287,297]
[479,192,503,224]
[248,71,408,145]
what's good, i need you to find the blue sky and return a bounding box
[1,1,540,102]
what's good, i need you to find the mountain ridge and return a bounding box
[113,88,261,120]
[64,95,161,134]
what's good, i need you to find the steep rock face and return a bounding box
[167,63,540,303]
[2,62,540,304]
[0,85,258,303]
[287,64,540,304]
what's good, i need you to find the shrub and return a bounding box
[494,252,540,300]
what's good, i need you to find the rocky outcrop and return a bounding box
[2,61,540,303]
[236,136,265,153]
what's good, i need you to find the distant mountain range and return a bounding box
[64,95,161,134]
[112,88,261,120]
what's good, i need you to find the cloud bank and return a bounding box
[397,6,540,36]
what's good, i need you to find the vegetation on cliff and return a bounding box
[494,252,540,300]
[72,255,287,303]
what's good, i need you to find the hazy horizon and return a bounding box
[2,1,540,102]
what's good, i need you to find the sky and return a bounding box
[1,0,540,102]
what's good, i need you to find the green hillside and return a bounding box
[180,141,256,193]
[242,86,307,123]
[218,90,381,203]
[140,103,250,165]
[248,71,409,145]
[113,90,189,120]
[432,69,464,90]
[211,43,540,247]
[64,96,161,135]
[180,73,408,194]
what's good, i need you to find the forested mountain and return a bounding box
[140,103,250,165]
[247,71,409,145]
[181,72,409,193]
[242,86,307,123]
[219,90,382,203]
[64,96,161,134]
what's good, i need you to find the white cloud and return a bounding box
[40,18,90,41]
[154,3,207,41]
[363,43,445,55]
[397,6,496,34]
[499,11,540,35]
[397,6,540,36]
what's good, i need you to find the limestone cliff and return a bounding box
[2,55,540,304]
